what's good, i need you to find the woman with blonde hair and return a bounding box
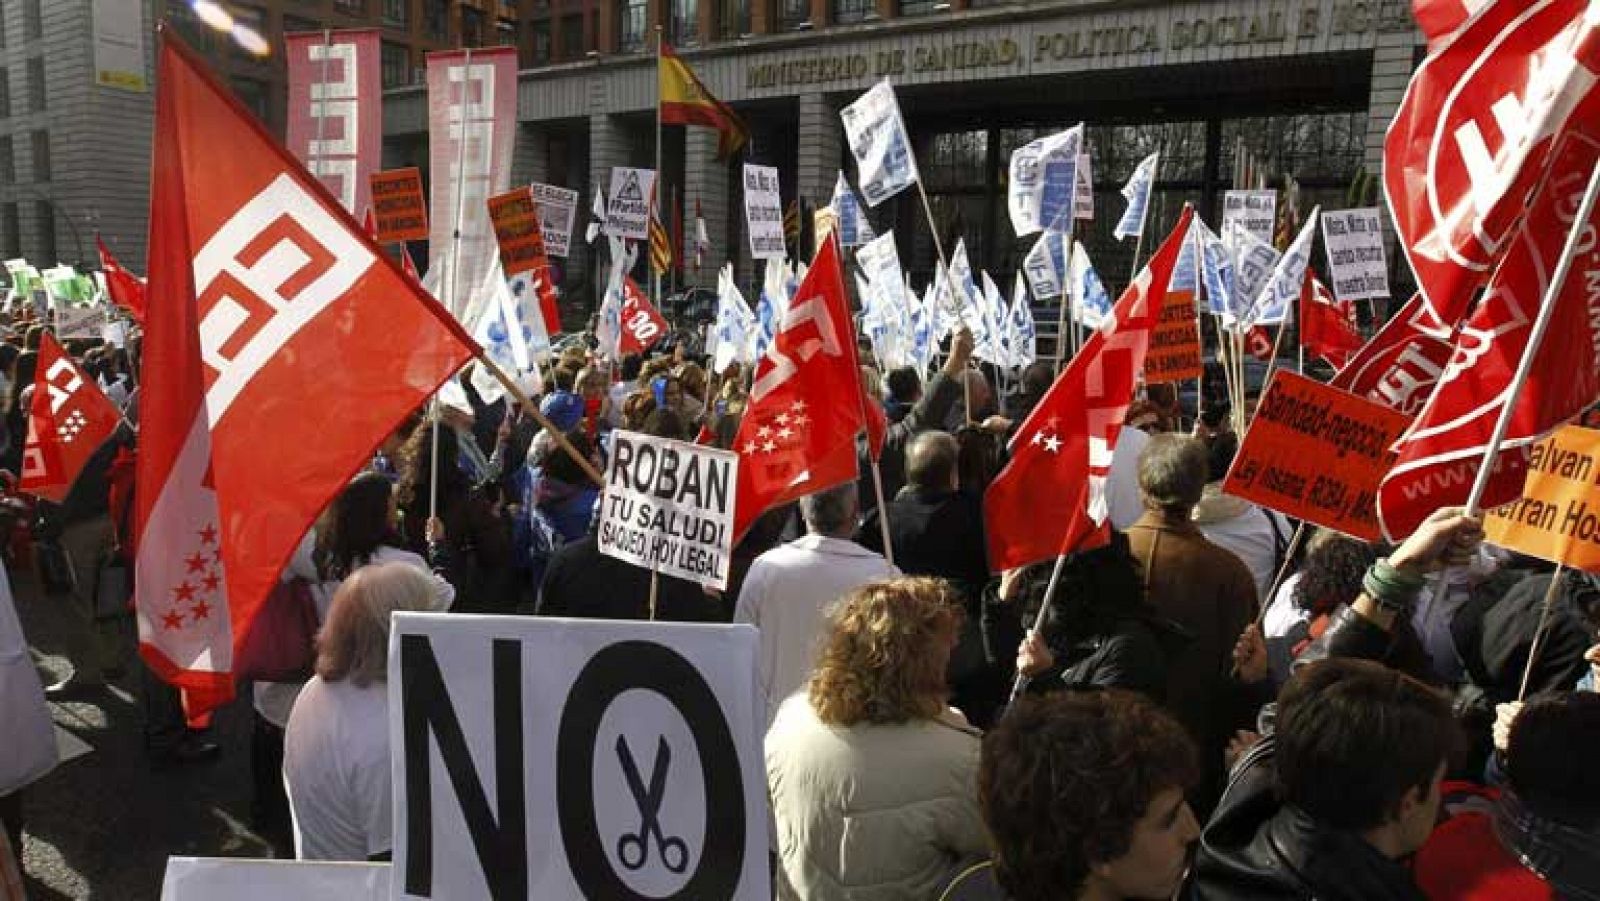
[766,576,987,900]
[283,562,442,861]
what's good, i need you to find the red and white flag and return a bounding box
[985,206,1194,572]
[1329,293,1455,416]
[136,34,477,716]
[732,236,881,540]
[1384,0,1600,326]
[284,29,382,218]
[1299,270,1363,367]
[1378,130,1600,541]
[1412,0,1492,50]
[618,276,669,356]
[1243,325,1275,362]
[20,333,122,503]
[97,236,146,323]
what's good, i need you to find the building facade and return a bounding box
[385,0,1423,316]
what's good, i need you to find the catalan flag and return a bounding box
[783,198,801,249]
[659,42,749,161]
[650,212,673,275]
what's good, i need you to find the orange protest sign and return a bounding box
[369,168,428,243]
[1144,289,1203,384]
[1223,370,1409,542]
[1485,426,1600,571]
[487,187,550,277]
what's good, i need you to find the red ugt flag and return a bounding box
[20,333,122,503]
[985,206,1194,573]
[1384,0,1600,326]
[732,236,877,540]
[618,276,669,356]
[136,33,477,716]
[1299,270,1363,367]
[1329,293,1456,416]
[1378,130,1600,541]
[97,236,146,323]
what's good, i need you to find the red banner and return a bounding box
[426,48,517,323]
[1144,289,1203,384]
[1329,293,1454,416]
[285,29,381,219]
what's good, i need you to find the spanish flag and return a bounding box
[659,42,748,161]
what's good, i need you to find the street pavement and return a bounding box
[13,568,278,900]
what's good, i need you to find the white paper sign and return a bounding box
[741,164,786,261]
[1222,190,1277,246]
[389,614,769,901]
[597,430,739,590]
[161,859,390,901]
[92,0,148,92]
[1320,207,1389,302]
[840,79,920,207]
[56,305,104,341]
[607,167,656,241]
[531,183,579,258]
[1074,152,1095,221]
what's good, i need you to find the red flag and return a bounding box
[731,237,876,539]
[136,33,477,716]
[618,276,668,356]
[1299,270,1363,367]
[362,207,377,240]
[1412,0,1488,50]
[1384,0,1600,326]
[97,236,146,323]
[1330,293,1455,416]
[400,245,420,281]
[1378,130,1600,541]
[20,333,122,503]
[985,206,1195,572]
[1243,325,1275,361]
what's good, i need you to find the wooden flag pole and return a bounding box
[478,351,606,487]
[1517,565,1565,702]
[913,181,974,421]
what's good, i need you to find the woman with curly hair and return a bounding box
[765,576,987,900]
[1259,528,1377,685]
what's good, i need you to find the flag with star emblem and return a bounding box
[19,333,123,503]
[985,205,1195,572]
[135,32,478,717]
[731,235,882,539]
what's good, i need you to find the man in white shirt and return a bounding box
[734,482,899,728]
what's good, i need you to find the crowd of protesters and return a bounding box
[2,302,1598,901]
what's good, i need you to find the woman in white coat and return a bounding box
[766,576,987,900]
[0,558,58,860]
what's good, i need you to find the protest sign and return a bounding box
[742,164,786,261]
[1222,190,1277,245]
[1320,207,1389,303]
[1224,371,1408,542]
[486,186,550,277]
[598,430,739,590]
[607,167,657,241]
[840,79,919,207]
[1486,426,1600,571]
[56,305,103,341]
[369,168,428,243]
[1074,151,1094,221]
[1144,289,1202,384]
[161,859,389,901]
[389,613,768,900]
[531,182,579,258]
[4,259,40,297]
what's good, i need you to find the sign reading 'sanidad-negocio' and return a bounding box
[597,430,739,591]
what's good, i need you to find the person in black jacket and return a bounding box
[535,526,723,622]
[859,431,989,600]
[856,327,971,514]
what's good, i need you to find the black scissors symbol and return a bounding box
[616,735,689,874]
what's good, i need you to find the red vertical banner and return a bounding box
[426,47,518,323]
[284,29,382,219]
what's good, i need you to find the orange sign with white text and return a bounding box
[1485,426,1600,572]
[1223,371,1408,542]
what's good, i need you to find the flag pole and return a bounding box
[478,351,605,486]
[1007,551,1072,707]
[433,46,476,529]
[1054,230,1076,371]
[648,569,660,620]
[913,180,975,421]
[653,26,664,314]
[1255,521,1307,626]
[1517,565,1565,702]
[1126,149,1161,285]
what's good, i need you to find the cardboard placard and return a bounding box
[369,168,429,243]
[487,186,550,277]
[530,182,579,258]
[742,164,785,261]
[1222,189,1277,246]
[607,167,656,241]
[388,613,769,900]
[56,305,104,341]
[598,430,739,590]
[1145,289,1202,384]
[1321,208,1390,303]
[1485,426,1600,571]
[1223,371,1409,542]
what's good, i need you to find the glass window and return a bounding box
[231,6,267,59]
[899,0,941,17]
[461,7,485,45]
[924,130,987,192]
[24,0,41,41]
[26,58,44,112]
[776,0,807,30]
[30,130,48,182]
[383,0,410,27]
[230,76,269,123]
[34,201,54,263]
[671,0,699,45]
[334,0,367,14]
[0,69,10,118]
[381,40,410,87]
[0,6,7,48]
[497,18,518,47]
[531,20,552,64]
[0,137,13,184]
[558,15,585,60]
[283,14,321,35]
[619,0,647,52]
[720,0,750,38]
[832,0,871,24]
[1221,112,1367,184]
[1,204,18,259]
[167,3,211,51]
[426,0,450,39]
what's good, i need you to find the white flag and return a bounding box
[1245,206,1320,328]
[840,80,920,207]
[1113,151,1160,241]
[1068,241,1112,330]
[978,271,1009,366]
[710,263,756,374]
[1006,272,1037,370]
[829,172,877,247]
[585,184,606,244]
[1007,125,1083,237]
[1224,220,1282,329]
